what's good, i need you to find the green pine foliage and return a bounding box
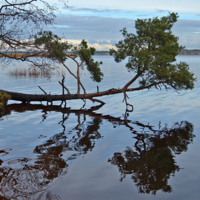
[35,32,103,82]
[110,13,196,91]
[72,40,103,82]
[35,31,72,62]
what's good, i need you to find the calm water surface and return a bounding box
[0,56,200,200]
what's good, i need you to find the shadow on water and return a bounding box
[0,103,195,199]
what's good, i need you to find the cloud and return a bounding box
[63,39,116,50]
[171,19,200,48]
[155,9,171,13]
[137,14,151,17]
[61,0,200,13]
[179,33,200,48]
[49,15,200,49]
[173,19,200,33]
[98,40,111,45]
[52,15,136,41]
[91,43,115,50]
[63,6,133,13]
[88,39,98,44]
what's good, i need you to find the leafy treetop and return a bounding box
[110,12,196,92]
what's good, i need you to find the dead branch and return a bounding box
[58,81,71,94]
[53,54,86,94]
[38,86,47,95]
[91,98,105,105]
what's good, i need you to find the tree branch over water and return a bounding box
[0,13,196,110]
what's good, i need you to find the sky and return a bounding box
[47,0,200,50]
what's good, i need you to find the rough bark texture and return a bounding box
[0,88,130,103]
[0,84,154,105]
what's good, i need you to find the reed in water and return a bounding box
[8,67,66,78]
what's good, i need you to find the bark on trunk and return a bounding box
[1,82,162,105]
[2,88,126,104]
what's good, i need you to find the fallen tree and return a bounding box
[0,13,196,110]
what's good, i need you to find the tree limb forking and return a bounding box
[52,53,87,95]
[123,73,140,90]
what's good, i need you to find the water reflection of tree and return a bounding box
[33,117,102,181]
[108,121,195,195]
[0,103,195,198]
[0,104,103,200]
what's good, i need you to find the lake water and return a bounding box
[0,56,200,200]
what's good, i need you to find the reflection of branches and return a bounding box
[0,104,195,198]
[0,104,104,199]
[108,121,195,195]
[37,191,62,200]
[0,165,61,199]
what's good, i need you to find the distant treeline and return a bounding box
[179,49,200,55]
[95,50,200,56]
[1,50,200,56]
[95,50,200,55]
[94,51,110,55]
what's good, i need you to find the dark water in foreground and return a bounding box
[0,56,200,200]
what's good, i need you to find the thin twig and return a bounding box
[91,98,105,105]
[58,81,71,94]
[38,86,47,94]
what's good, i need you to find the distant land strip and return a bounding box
[0,49,200,57]
[0,53,78,58]
[179,49,200,55]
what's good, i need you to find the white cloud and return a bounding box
[49,15,200,49]
[64,0,200,13]
[178,33,200,49]
[89,43,115,51]
[51,15,135,41]
[64,39,116,51]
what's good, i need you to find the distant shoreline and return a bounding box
[1,49,200,57]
